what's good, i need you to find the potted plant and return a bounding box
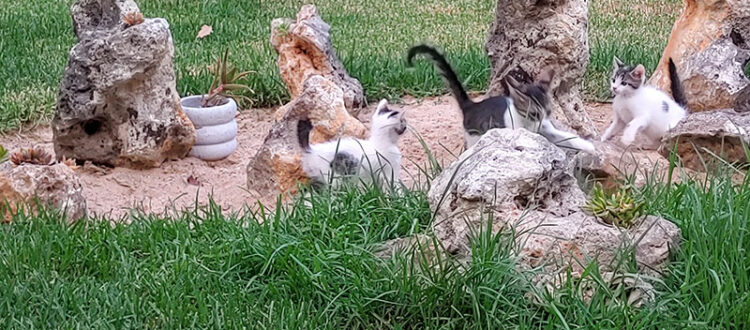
[181,49,253,161]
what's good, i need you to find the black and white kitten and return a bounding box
[601,57,688,147]
[298,100,407,189]
[407,44,595,153]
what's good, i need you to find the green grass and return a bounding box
[0,0,494,132]
[0,0,686,132]
[1,168,749,328]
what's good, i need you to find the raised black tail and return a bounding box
[668,58,688,108]
[407,44,471,107]
[297,119,313,150]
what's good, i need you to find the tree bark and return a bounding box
[485,0,595,136]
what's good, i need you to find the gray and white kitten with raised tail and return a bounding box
[407,44,595,154]
[601,57,688,147]
[298,100,407,189]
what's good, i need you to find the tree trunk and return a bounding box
[485,0,595,136]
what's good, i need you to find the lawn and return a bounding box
[4,0,750,328]
[0,0,681,132]
[1,171,749,328]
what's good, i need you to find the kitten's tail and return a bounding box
[297,119,313,151]
[668,58,688,108]
[407,44,472,107]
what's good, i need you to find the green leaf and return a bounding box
[220,48,229,84]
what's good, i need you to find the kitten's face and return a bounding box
[611,56,645,96]
[372,99,407,138]
[506,69,554,121]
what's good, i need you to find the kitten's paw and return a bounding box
[579,140,596,154]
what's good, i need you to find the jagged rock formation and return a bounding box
[53,0,195,169]
[650,0,750,111]
[270,5,365,114]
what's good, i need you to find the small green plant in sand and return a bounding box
[584,183,645,228]
[201,49,254,108]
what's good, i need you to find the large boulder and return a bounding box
[485,0,595,136]
[0,163,87,222]
[271,5,365,114]
[427,129,680,287]
[660,109,750,171]
[246,75,367,198]
[650,0,750,111]
[53,0,196,169]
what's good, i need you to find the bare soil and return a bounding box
[0,97,621,218]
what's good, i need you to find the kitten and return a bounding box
[601,57,688,147]
[407,44,595,153]
[298,99,407,189]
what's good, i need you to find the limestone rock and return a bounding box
[735,85,750,113]
[0,175,23,223]
[427,129,680,284]
[0,164,87,222]
[660,109,750,171]
[650,0,750,111]
[53,0,196,169]
[271,5,365,114]
[485,0,595,136]
[246,75,367,198]
[575,142,688,190]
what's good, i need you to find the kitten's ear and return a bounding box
[630,65,646,81]
[537,69,555,91]
[376,99,390,115]
[505,74,522,90]
[613,56,624,70]
[506,78,529,108]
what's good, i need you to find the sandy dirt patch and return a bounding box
[1,97,656,218]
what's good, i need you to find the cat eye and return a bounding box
[621,81,627,86]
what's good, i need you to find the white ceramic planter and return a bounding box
[180,95,238,161]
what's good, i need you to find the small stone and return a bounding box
[0,163,87,222]
[53,0,196,169]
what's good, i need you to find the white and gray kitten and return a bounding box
[601,57,688,148]
[298,100,407,189]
